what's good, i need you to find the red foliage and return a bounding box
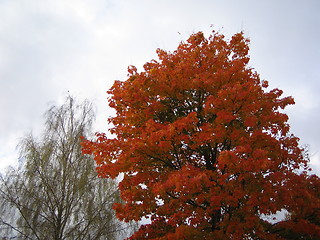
[82,31,320,239]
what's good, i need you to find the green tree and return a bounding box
[0,96,128,239]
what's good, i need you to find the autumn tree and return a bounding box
[82,32,320,239]
[0,96,129,240]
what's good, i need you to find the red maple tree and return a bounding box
[82,31,320,239]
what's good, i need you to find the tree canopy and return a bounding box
[0,96,127,240]
[82,31,320,239]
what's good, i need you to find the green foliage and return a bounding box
[0,96,130,240]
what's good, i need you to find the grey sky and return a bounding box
[0,0,319,174]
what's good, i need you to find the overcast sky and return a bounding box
[0,0,319,174]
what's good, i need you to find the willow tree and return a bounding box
[0,96,127,240]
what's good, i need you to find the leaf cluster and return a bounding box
[82,32,320,239]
